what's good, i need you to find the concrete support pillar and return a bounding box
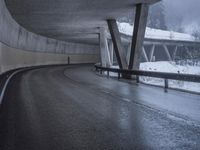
[142,46,149,62]
[172,46,178,61]
[107,20,128,69]
[0,43,2,73]
[185,46,193,58]
[126,43,132,64]
[149,44,155,62]
[129,3,149,70]
[163,45,172,61]
[99,28,111,67]
[108,40,114,65]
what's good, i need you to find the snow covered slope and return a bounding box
[118,22,196,42]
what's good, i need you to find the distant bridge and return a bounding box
[107,33,200,64]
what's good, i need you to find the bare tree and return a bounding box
[192,28,200,41]
[147,2,167,30]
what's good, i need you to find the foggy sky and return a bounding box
[162,0,200,33]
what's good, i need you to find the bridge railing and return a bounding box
[94,64,200,91]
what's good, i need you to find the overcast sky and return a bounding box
[162,0,200,33]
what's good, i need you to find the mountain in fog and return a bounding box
[164,0,200,35]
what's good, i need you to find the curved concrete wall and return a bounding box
[0,0,99,54]
[0,0,100,74]
[0,42,99,74]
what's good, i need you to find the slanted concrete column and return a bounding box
[163,45,172,61]
[126,43,132,65]
[172,46,178,61]
[99,28,111,67]
[129,3,149,70]
[142,46,149,62]
[0,43,2,73]
[149,44,155,62]
[107,20,128,69]
[185,46,193,59]
[108,40,114,65]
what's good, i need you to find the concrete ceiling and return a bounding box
[5,0,159,45]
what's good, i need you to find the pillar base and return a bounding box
[122,74,132,79]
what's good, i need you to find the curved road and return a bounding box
[0,65,200,150]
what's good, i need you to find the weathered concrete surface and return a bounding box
[0,0,159,74]
[5,0,159,45]
[0,0,101,74]
[108,20,128,69]
[0,0,99,54]
[0,42,99,74]
[129,3,149,70]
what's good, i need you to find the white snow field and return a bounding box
[140,61,200,93]
[110,62,200,93]
[118,22,196,42]
[108,23,200,93]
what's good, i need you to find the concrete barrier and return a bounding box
[0,42,99,74]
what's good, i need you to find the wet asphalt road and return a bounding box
[0,65,200,150]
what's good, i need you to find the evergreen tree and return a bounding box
[147,2,167,30]
[118,11,134,25]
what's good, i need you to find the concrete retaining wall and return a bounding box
[0,42,99,74]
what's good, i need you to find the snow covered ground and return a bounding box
[118,22,196,42]
[110,62,200,93]
[140,61,200,93]
[108,23,200,93]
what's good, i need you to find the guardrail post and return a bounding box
[118,73,121,80]
[136,75,140,83]
[100,69,103,75]
[107,71,110,78]
[68,56,70,64]
[164,79,169,92]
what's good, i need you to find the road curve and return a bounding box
[0,65,200,150]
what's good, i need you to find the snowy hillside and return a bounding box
[118,22,196,42]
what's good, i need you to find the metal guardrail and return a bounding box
[94,64,200,90]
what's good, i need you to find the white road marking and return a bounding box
[0,69,26,104]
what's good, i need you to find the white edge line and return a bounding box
[0,69,27,104]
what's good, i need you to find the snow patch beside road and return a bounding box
[140,61,200,93]
[109,61,200,93]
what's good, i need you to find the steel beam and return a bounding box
[129,3,149,70]
[107,20,128,69]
